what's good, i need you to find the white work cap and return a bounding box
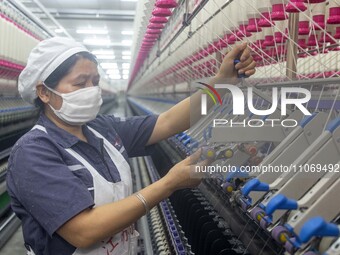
[18,37,89,104]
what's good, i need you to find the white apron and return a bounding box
[27,125,139,255]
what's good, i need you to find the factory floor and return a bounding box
[0,95,127,254]
[1,227,26,254]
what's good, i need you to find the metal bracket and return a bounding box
[182,13,191,26]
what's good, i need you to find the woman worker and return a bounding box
[6,37,256,255]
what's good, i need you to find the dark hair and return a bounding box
[34,51,98,109]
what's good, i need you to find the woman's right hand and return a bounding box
[162,149,210,193]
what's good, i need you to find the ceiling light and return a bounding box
[122,63,130,69]
[100,63,118,69]
[122,51,131,55]
[122,56,131,60]
[55,28,64,33]
[92,50,114,55]
[77,29,108,34]
[109,75,122,80]
[122,70,129,75]
[121,40,132,46]
[83,38,111,46]
[123,75,129,79]
[96,55,115,60]
[121,31,134,35]
[106,69,120,75]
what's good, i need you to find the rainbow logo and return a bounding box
[197,82,223,105]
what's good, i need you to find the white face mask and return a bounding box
[45,85,103,125]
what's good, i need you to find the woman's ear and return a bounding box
[36,84,51,104]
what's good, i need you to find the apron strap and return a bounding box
[64,148,100,177]
[31,125,47,133]
[87,126,132,195]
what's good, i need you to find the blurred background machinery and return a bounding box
[126,0,340,254]
[1,0,340,254]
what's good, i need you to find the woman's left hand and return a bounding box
[216,42,256,80]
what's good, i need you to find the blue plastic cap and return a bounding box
[183,137,191,146]
[299,217,340,243]
[190,140,199,150]
[179,133,188,141]
[234,59,248,78]
[205,126,212,140]
[226,167,249,181]
[299,112,317,128]
[265,194,298,215]
[241,179,270,196]
[326,117,340,133]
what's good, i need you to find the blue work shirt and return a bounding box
[6,112,158,255]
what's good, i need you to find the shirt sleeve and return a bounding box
[95,114,159,158]
[7,137,95,237]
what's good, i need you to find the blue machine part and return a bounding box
[299,217,339,244]
[299,112,318,128]
[241,178,270,196]
[326,117,340,133]
[265,194,298,216]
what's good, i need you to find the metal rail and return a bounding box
[0,212,21,249]
[159,0,210,55]
[30,0,73,38]
[7,0,53,37]
[131,157,154,255]
[286,13,299,80]
[254,77,340,88]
